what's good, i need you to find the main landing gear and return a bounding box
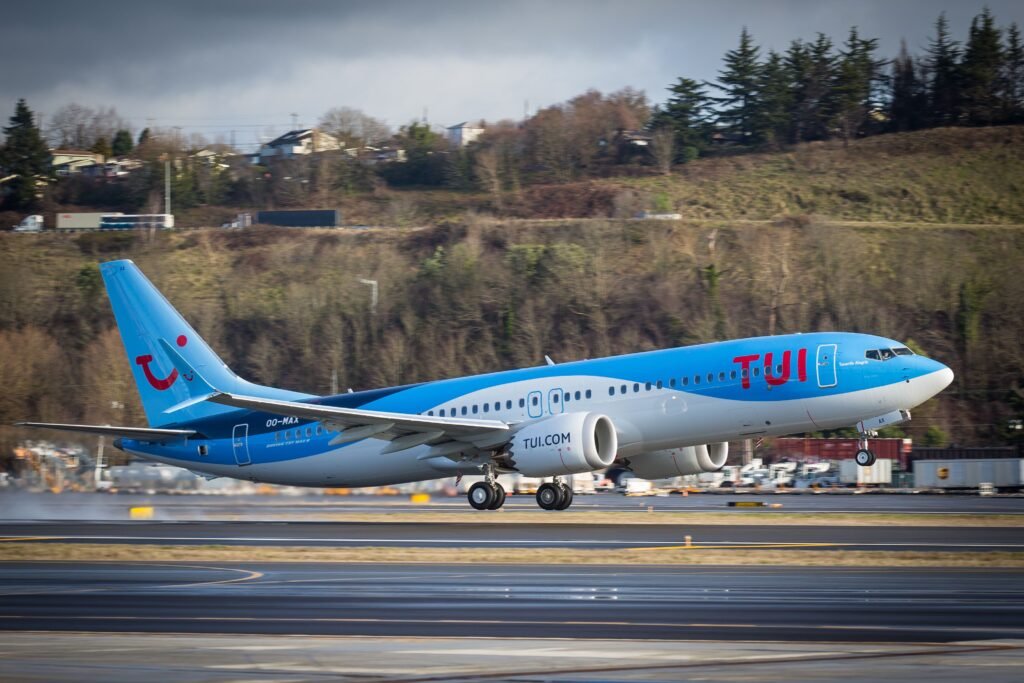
[467,466,506,510]
[855,432,876,467]
[536,479,573,511]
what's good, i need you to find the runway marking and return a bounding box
[634,542,844,551]
[0,537,60,543]
[146,563,265,589]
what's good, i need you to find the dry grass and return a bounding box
[1,543,1022,567]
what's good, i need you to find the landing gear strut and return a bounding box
[467,465,506,510]
[536,478,574,510]
[855,432,876,467]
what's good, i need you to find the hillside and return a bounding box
[1,211,1022,455]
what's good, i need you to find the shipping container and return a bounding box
[56,212,122,230]
[908,446,1020,471]
[839,458,893,486]
[914,459,1024,489]
[255,209,340,227]
[774,437,912,469]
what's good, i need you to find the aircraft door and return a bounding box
[232,424,252,466]
[816,344,838,388]
[548,388,565,416]
[527,390,543,418]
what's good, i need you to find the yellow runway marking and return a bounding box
[633,543,845,551]
[0,537,62,543]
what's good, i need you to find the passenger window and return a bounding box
[494,402,500,411]
[316,425,323,435]
[461,406,468,415]
[519,398,525,408]
[620,385,627,394]
[730,370,736,380]
[753,367,761,376]
[274,432,280,442]
[439,408,446,417]
[694,375,701,385]
[682,377,689,386]
[656,380,663,389]
[645,382,652,391]
[609,387,615,396]
[564,392,571,402]
[741,368,748,379]
[198,445,208,456]
[633,383,640,393]
[669,378,676,388]
[585,389,592,399]
[506,400,512,409]
[305,427,312,437]
[483,403,489,413]
[553,394,559,403]
[532,396,539,406]
[472,405,478,414]
[719,372,725,382]
[574,391,581,400]
[776,364,783,373]
[707,373,713,383]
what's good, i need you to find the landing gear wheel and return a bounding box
[536,483,560,510]
[554,482,574,510]
[855,449,876,467]
[487,483,506,510]
[468,481,496,510]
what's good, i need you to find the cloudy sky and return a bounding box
[2,0,1022,151]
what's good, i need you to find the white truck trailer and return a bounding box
[56,212,122,230]
[839,458,893,486]
[915,459,1024,490]
[12,215,43,232]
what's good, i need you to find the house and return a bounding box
[446,122,484,148]
[51,149,104,176]
[257,129,341,161]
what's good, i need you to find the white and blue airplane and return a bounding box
[20,260,954,510]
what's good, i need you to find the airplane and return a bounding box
[18,259,954,510]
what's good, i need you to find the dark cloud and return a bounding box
[2,1,1022,151]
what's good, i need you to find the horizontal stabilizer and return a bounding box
[15,422,195,442]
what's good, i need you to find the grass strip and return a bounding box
[1,543,1023,567]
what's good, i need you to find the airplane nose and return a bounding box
[936,365,954,391]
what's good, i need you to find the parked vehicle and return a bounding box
[100,214,174,230]
[56,212,122,230]
[12,215,43,232]
[839,458,893,486]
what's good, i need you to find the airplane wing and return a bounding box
[156,339,511,454]
[15,422,195,442]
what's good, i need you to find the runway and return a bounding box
[3,519,1023,551]
[2,562,1023,643]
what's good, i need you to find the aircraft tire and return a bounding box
[468,481,495,510]
[536,483,560,510]
[555,483,573,510]
[487,483,506,509]
[855,449,876,467]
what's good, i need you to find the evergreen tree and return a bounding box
[137,128,151,146]
[0,99,52,210]
[112,129,134,157]
[960,8,1004,125]
[925,12,962,126]
[783,39,812,142]
[653,77,713,160]
[90,136,112,159]
[803,34,838,140]
[714,27,762,144]
[1004,23,1024,123]
[889,39,928,131]
[832,27,887,144]
[753,50,792,147]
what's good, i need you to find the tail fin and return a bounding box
[100,260,310,427]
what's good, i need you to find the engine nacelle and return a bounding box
[627,442,729,479]
[508,412,618,477]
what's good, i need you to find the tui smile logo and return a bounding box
[135,335,188,391]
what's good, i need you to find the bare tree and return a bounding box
[474,147,503,209]
[319,107,391,149]
[650,127,675,175]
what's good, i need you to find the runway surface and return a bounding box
[3,490,1024,521]
[3,519,1023,551]
[2,561,1023,644]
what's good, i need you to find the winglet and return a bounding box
[157,338,221,413]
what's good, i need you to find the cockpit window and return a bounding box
[866,347,912,361]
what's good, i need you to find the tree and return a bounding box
[889,39,928,131]
[1004,23,1024,122]
[714,27,762,144]
[0,99,52,210]
[785,35,836,142]
[652,77,713,160]
[111,129,134,157]
[832,27,887,145]
[137,128,151,146]
[318,107,391,148]
[960,8,1004,125]
[649,127,675,174]
[47,102,128,150]
[925,12,962,126]
[753,49,793,147]
[90,136,112,159]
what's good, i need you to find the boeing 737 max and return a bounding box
[19,260,954,510]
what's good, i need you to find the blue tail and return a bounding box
[100,260,311,427]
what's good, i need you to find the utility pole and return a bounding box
[164,159,171,216]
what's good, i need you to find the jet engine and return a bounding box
[627,442,729,479]
[507,412,618,477]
